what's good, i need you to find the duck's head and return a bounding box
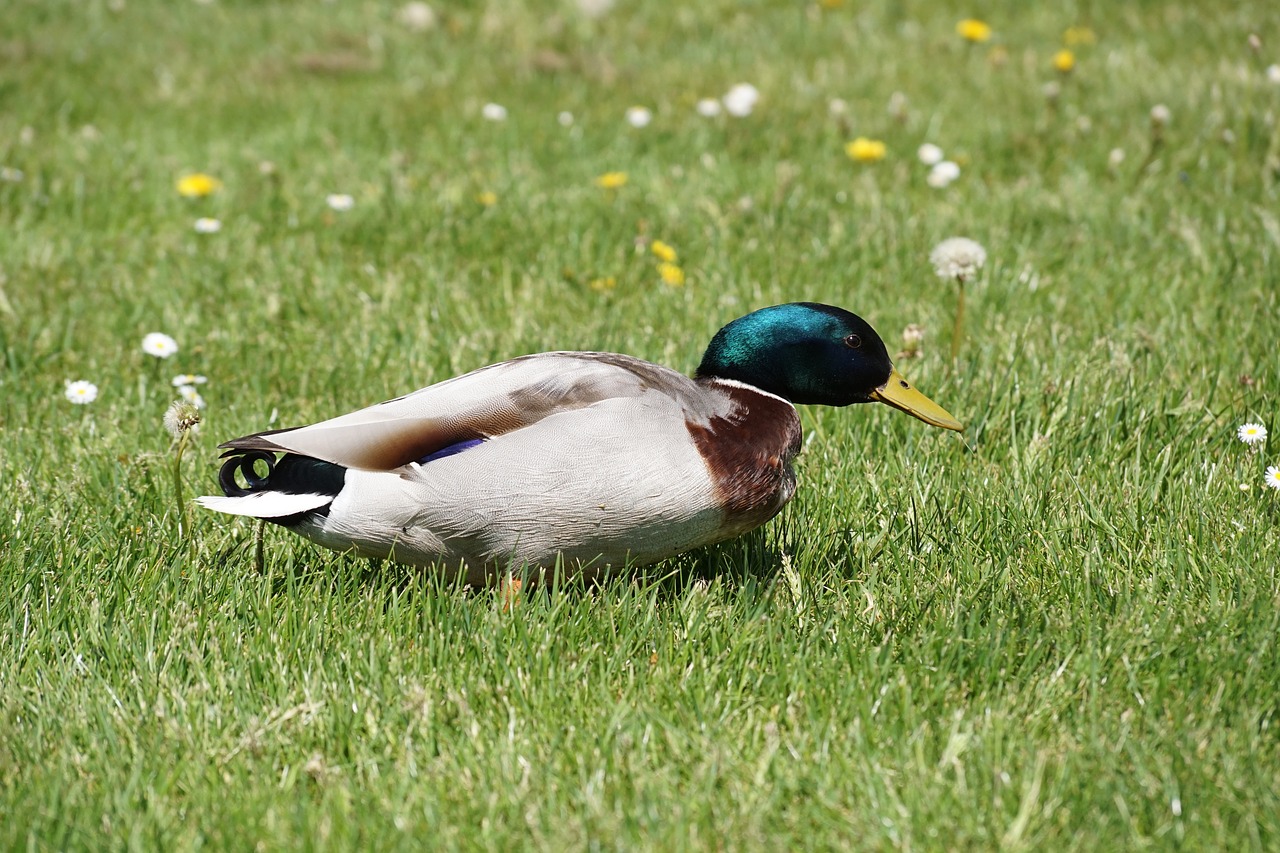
[695,302,963,431]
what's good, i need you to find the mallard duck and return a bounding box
[197,303,961,583]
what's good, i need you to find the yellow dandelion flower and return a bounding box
[595,171,628,189]
[176,173,222,198]
[956,19,992,43]
[658,262,685,287]
[844,137,887,163]
[1053,49,1076,73]
[477,191,498,206]
[650,240,677,263]
[589,276,617,292]
[1063,26,1096,46]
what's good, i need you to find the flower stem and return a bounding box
[172,432,190,540]
[950,277,966,365]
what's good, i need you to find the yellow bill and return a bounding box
[869,368,964,431]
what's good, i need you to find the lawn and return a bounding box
[2,0,1279,848]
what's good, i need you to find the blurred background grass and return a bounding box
[2,0,1279,849]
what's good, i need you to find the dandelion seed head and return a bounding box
[397,1,436,31]
[625,106,652,128]
[926,160,961,188]
[930,237,987,281]
[917,143,944,165]
[142,332,179,359]
[65,380,98,405]
[722,83,760,118]
[696,98,722,117]
[164,399,202,438]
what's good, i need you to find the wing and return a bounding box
[220,352,721,471]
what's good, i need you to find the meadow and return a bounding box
[2,0,1279,848]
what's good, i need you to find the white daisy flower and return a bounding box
[1238,423,1268,445]
[171,374,208,387]
[625,106,652,128]
[193,217,221,234]
[722,83,759,118]
[481,103,508,122]
[326,193,355,212]
[695,98,722,117]
[397,1,436,32]
[917,143,944,165]
[177,384,206,409]
[64,380,98,404]
[557,111,574,127]
[930,237,987,281]
[926,160,961,188]
[142,332,179,359]
[1266,466,1280,491]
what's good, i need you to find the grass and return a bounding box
[2,0,1279,848]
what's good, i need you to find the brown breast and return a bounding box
[686,380,804,537]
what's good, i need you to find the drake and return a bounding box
[197,303,962,583]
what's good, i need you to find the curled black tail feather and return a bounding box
[218,451,347,499]
[219,450,278,497]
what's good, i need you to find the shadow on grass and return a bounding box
[210,521,789,610]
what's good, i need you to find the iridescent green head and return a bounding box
[696,302,962,429]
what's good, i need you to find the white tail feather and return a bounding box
[195,492,332,519]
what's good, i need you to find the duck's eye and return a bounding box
[843,334,862,349]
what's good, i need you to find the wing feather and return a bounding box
[220,352,717,471]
